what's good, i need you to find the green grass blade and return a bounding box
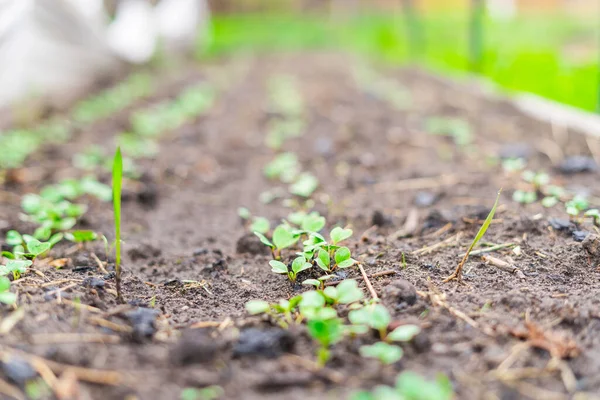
[466,189,501,255]
[112,147,123,300]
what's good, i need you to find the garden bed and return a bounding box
[1,52,600,400]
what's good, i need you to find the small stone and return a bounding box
[233,328,294,358]
[192,248,209,256]
[549,218,574,232]
[572,230,589,242]
[557,156,598,174]
[236,233,270,255]
[582,234,600,257]
[414,191,437,208]
[371,210,388,227]
[382,279,417,307]
[2,357,37,386]
[82,277,105,289]
[125,308,159,342]
[171,329,219,365]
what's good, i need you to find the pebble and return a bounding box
[572,230,590,242]
[171,329,219,365]
[549,218,574,232]
[82,277,105,289]
[236,233,270,255]
[382,279,417,307]
[2,357,37,386]
[557,156,598,174]
[125,308,159,342]
[233,328,294,358]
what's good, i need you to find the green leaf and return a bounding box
[6,260,32,274]
[337,259,357,269]
[245,300,271,315]
[269,260,289,274]
[65,230,98,243]
[291,256,312,274]
[359,342,403,364]
[289,173,319,198]
[238,207,251,220]
[0,277,15,304]
[250,217,270,234]
[26,239,51,257]
[254,232,274,248]
[302,212,326,233]
[272,225,298,250]
[388,325,421,342]
[465,190,501,257]
[323,286,338,300]
[349,304,391,331]
[330,227,353,245]
[396,372,454,400]
[336,280,364,304]
[302,279,320,287]
[5,230,22,246]
[316,248,331,271]
[307,318,343,347]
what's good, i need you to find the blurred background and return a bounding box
[1,0,599,112]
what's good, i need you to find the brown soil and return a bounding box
[2,52,600,400]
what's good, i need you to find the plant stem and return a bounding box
[112,148,124,303]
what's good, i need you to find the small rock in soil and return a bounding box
[498,143,532,160]
[128,243,162,261]
[371,210,389,227]
[423,209,451,229]
[193,248,209,256]
[125,308,159,342]
[382,279,417,307]
[549,218,574,233]
[414,191,438,208]
[171,329,219,365]
[2,357,37,386]
[82,277,105,289]
[582,234,600,257]
[557,156,598,174]
[236,233,270,255]
[572,230,589,242]
[233,328,294,358]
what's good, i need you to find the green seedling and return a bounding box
[359,342,404,365]
[245,296,302,328]
[512,190,537,204]
[264,152,300,183]
[330,227,353,245]
[501,158,526,173]
[180,386,224,400]
[65,230,98,243]
[444,190,501,283]
[113,147,124,302]
[0,259,33,280]
[522,170,550,189]
[307,317,344,366]
[289,173,319,198]
[351,371,454,400]
[349,303,391,339]
[585,209,600,225]
[270,256,312,283]
[0,277,16,304]
[255,225,299,259]
[6,230,23,246]
[302,275,334,290]
[541,196,559,208]
[116,133,158,158]
[566,195,589,218]
[321,279,364,305]
[250,217,270,234]
[237,207,251,220]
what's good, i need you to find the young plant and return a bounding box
[245,295,302,328]
[302,275,334,290]
[522,170,549,190]
[254,224,299,259]
[444,190,501,283]
[289,173,319,198]
[585,209,600,226]
[0,277,16,305]
[113,147,124,302]
[351,371,454,400]
[565,195,589,218]
[65,230,98,243]
[307,317,344,366]
[270,255,312,283]
[512,190,536,204]
[0,259,33,280]
[359,342,404,365]
[321,279,364,305]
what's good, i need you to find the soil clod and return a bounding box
[557,155,598,174]
[1,357,37,386]
[382,279,417,308]
[171,329,220,365]
[124,308,160,342]
[233,328,295,359]
[236,233,271,255]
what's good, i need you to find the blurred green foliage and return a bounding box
[202,12,599,111]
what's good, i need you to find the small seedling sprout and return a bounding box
[585,209,600,225]
[113,147,124,302]
[444,190,501,283]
